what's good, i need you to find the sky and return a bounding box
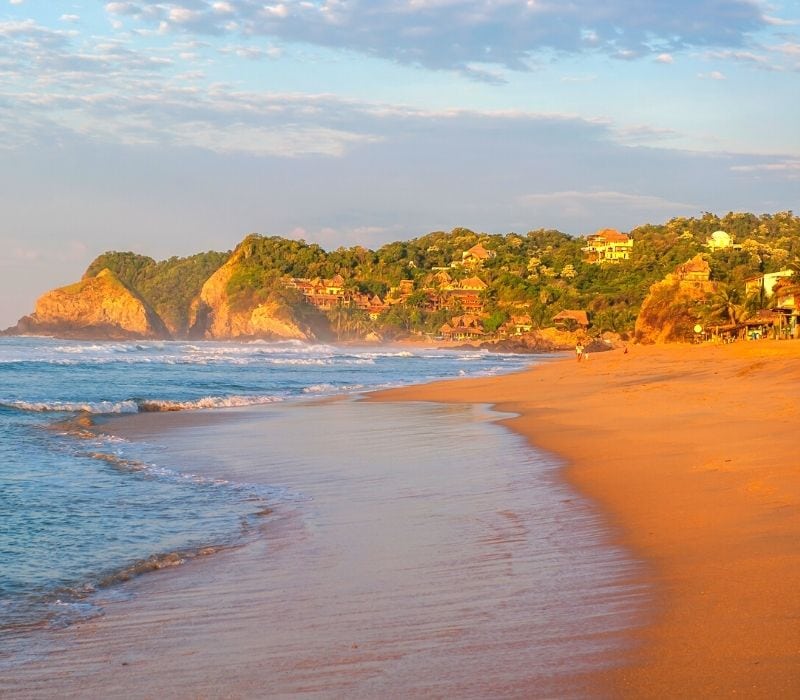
[1,0,799,327]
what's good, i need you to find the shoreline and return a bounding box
[1,359,645,699]
[370,340,800,696]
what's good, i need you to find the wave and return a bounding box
[136,395,283,412]
[2,399,140,414]
[2,393,285,415]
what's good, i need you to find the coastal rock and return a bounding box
[189,242,314,341]
[11,269,167,339]
[635,255,716,343]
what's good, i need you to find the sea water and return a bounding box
[0,336,534,638]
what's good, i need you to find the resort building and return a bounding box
[583,228,633,263]
[460,243,495,267]
[772,277,800,338]
[501,315,534,336]
[705,230,741,251]
[551,310,590,330]
[744,270,794,300]
[439,314,486,341]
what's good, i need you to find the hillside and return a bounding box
[5,211,799,343]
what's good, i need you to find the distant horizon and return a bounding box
[1,0,798,328]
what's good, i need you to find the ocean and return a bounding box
[0,336,534,639]
[1,336,646,695]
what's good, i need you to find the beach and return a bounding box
[2,382,645,699]
[375,339,800,696]
[2,339,798,698]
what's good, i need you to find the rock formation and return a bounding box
[11,269,168,339]
[634,254,716,343]
[188,242,315,341]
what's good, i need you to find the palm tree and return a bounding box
[709,285,749,326]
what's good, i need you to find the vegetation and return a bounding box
[85,250,229,334]
[81,211,800,340]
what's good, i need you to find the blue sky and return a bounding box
[1,0,799,327]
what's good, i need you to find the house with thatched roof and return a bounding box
[461,243,495,265]
[439,314,486,340]
[551,310,589,330]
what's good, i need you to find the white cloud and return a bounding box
[97,0,774,77]
[730,160,800,178]
[698,70,727,79]
[519,190,699,214]
[655,53,674,64]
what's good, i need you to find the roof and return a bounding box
[465,243,493,259]
[587,228,629,243]
[552,310,589,326]
[459,276,488,290]
[745,310,784,326]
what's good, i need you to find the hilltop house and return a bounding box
[705,230,741,251]
[583,228,633,263]
[459,243,495,267]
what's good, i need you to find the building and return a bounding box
[439,314,486,341]
[745,270,794,300]
[772,277,800,338]
[501,315,534,336]
[551,310,589,330]
[460,243,495,267]
[583,228,633,263]
[705,230,741,251]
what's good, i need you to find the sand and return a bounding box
[4,340,798,698]
[2,397,644,699]
[373,339,800,697]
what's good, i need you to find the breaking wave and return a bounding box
[2,394,283,415]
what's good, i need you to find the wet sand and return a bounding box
[374,340,800,697]
[1,397,645,699]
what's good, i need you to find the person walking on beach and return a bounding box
[575,341,584,362]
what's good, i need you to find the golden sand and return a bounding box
[373,340,800,697]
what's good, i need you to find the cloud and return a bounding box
[102,0,773,75]
[698,70,727,79]
[519,190,700,217]
[655,53,674,64]
[730,159,800,178]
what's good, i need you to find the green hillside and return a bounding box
[81,211,800,341]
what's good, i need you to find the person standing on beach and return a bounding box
[575,341,584,362]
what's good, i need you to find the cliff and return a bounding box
[11,269,168,339]
[634,255,717,343]
[188,240,319,341]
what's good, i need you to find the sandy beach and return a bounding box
[375,339,800,697]
[2,390,643,699]
[2,339,798,698]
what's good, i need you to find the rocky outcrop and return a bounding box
[634,256,716,343]
[11,269,168,339]
[188,245,315,341]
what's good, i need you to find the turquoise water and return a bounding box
[0,337,534,634]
